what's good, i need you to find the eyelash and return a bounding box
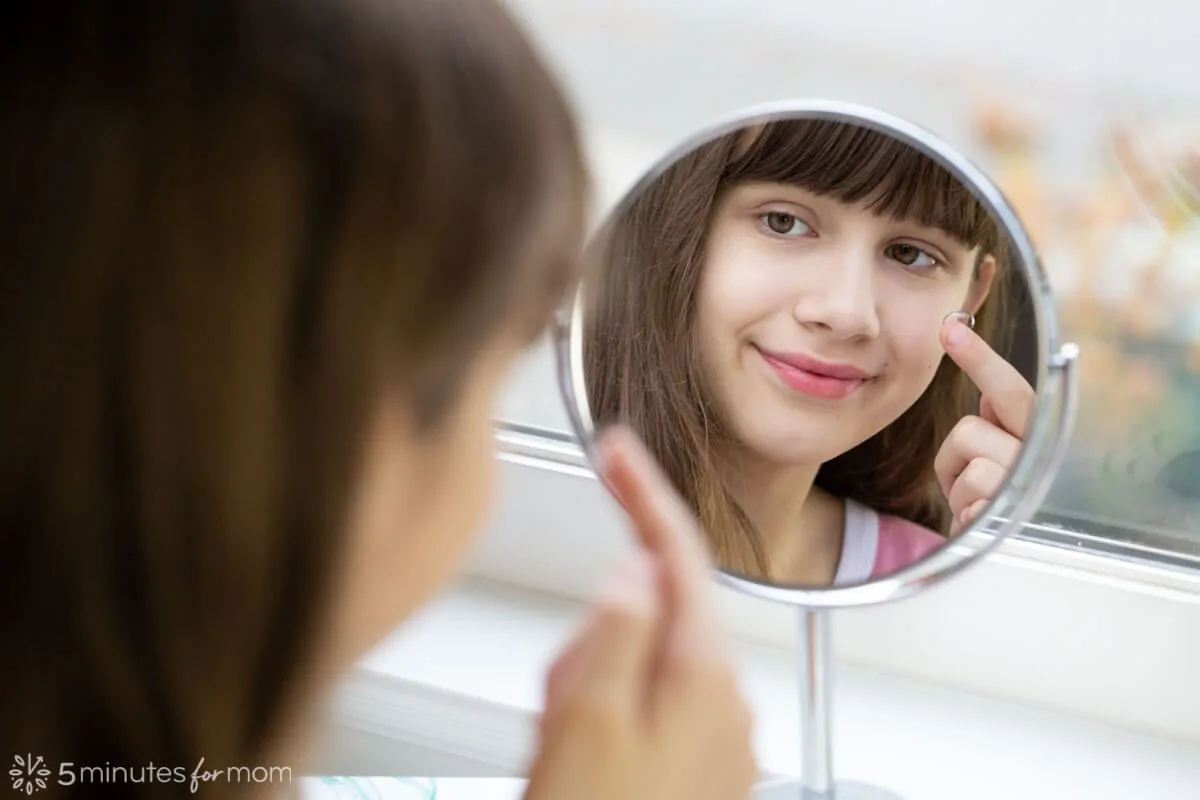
[755,212,945,272]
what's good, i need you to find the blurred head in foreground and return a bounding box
[0,0,587,786]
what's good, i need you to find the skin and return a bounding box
[330,332,526,666]
[326,323,757,800]
[696,180,997,583]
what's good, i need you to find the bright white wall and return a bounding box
[510,0,1200,107]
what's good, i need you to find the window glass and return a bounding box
[496,0,1200,555]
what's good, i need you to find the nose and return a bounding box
[792,246,881,340]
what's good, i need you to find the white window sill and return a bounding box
[329,577,1200,800]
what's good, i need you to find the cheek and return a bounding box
[418,361,511,565]
[450,376,506,530]
[331,362,513,663]
[881,295,950,384]
[466,413,500,519]
[411,408,499,561]
[700,246,790,342]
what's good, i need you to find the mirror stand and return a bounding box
[755,609,904,800]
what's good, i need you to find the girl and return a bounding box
[585,118,1036,586]
[0,1,757,798]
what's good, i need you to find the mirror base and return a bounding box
[755,778,906,800]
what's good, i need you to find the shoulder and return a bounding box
[872,513,945,577]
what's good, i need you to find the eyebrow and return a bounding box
[885,218,971,249]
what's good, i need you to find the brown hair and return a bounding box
[0,0,586,791]
[585,119,1012,579]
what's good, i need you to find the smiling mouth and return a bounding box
[754,346,872,400]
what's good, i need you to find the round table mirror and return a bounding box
[554,100,1080,799]
[557,99,1079,605]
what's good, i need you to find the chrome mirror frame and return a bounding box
[554,99,1080,608]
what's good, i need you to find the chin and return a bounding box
[737,420,848,467]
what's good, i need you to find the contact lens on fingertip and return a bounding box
[942,310,976,329]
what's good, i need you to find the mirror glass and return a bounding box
[568,107,1048,589]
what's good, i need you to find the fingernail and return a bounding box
[596,425,627,467]
[595,427,615,463]
[597,423,628,447]
[946,321,970,347]
[597,452,628,509]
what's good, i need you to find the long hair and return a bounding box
[0,0,587,790]
[585,119,1013,579]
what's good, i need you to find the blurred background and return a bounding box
[495,0,1200,560]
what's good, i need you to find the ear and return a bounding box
[964,254,996,315]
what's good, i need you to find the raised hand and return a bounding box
[934,319,1036,535]
[524,427,757,800]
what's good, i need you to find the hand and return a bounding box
[935,319,1035,535]
[523,426,757,800]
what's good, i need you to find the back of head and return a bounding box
[0,0,585,789]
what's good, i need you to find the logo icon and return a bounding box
[9,755,50,796]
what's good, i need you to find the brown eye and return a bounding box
[885,243,937,269]
[762,212,809,236]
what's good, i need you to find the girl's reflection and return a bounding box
[585,119,1034,586]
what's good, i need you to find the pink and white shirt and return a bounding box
[832,498,946,585]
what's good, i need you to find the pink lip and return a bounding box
[755,346,872,399]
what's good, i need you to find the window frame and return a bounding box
[494,422,1200,576]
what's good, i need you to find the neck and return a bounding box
[721,447,845,585]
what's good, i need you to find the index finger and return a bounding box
[941,320,1035,438]
[597,426,717,654]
